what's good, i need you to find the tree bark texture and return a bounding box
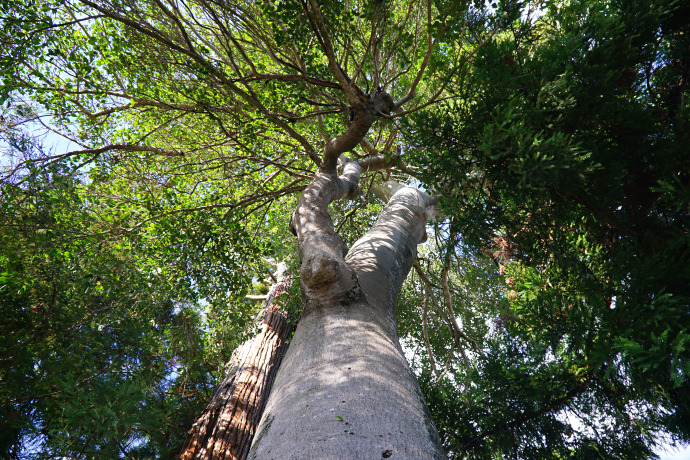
[179,264,294,460]
[249,91,445,458]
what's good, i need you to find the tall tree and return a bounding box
[3,0,689,458]
[1,0,495,457]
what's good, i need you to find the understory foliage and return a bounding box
[406,0,690,457]
[0,0,689,458]
[0,148,283,457]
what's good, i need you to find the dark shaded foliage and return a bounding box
[407,0,690,457]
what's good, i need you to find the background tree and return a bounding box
[406,0,690,457]
[0,98,277,457]
[180,263,297,460]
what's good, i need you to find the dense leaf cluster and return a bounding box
[407,0,690,457]
[0,145,279,457]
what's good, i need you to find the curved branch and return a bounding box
[304,0,363,104]
[320,91,394,174]
[77,0,321,166]
[245,73,340,89]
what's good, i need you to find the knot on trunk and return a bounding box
[368,91,394,116]
[301,253,343,289]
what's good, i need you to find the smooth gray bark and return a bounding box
[242,90,444,459]
[249,179,443,459]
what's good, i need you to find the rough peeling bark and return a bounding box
[179,265,294,460]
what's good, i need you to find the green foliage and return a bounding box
[407,0,690,457]
[0,146,272,456]
[5,0,689,457]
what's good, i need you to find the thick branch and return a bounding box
[345,182,437,329]
[320,91,394,174]
[288,160,362,295]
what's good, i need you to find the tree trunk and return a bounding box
[248,179,445,459]
[246,91,444,459]
[180,264,295,460]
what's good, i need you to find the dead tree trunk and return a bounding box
[179,264,295,460]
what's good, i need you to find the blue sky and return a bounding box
[658,445,690,460]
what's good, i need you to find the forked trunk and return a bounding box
[248,183,445,459]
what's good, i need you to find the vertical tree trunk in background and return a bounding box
[179,264,294,460]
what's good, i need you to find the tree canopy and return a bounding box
[1,0,688,458]
[406,0,690,456]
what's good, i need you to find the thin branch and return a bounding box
[304,0,363,104]
[77,0,321,166]
[460,372,596,453]
[393,0,434,109]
